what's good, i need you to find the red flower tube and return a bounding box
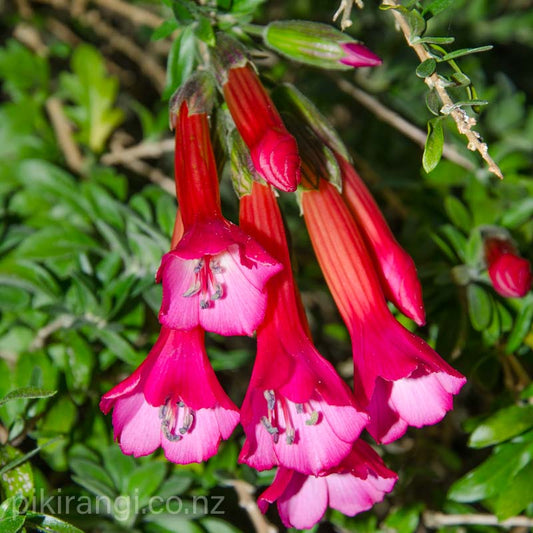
[339,155,425,325]
[238,182,367,475]
[302,180,466,444]
[158,82,282,337]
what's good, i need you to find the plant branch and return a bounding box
[336,78,476,173]
[228,480,278,533]
[423,511,533,529]
[382,0,503,179]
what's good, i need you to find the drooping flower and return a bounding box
[302,179,466,444]
[484,235,532,298]
[258,440,397,530]
[238,182,367,475]
[158,80,282,336]
[213,34,301,192]
[338,154,425,325]
[100,326,239,464]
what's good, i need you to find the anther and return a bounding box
[305,411,319,425]
[261,416,279,437]
[263,390,276,411]
[286,427,295,445]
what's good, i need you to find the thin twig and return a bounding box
[382,0,504,179]
[45,97,85,174]
[30,315,75,351]
[123,159,176,196]
[227,480,278,533]
[423,511,533,529]
[333,0,363,30]
[93,0,164,29]
[83,10,167,92]
[101,138,174,165]
[13,22,48,56]
[336,78,476,173]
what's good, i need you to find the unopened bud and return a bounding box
[263,20,382,70]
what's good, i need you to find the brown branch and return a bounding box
[228,480,278,533]
[30,315,75,351]
[123,159,176,196]
[13,23,48,55]
[101,138,174,165]
[423,511,533,529]
[92,0,164,29]
[336,78,477,173]
[45,97,85,174]
[382,0,504,179]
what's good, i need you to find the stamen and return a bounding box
[263,390,276,411]
[211,284,223,300]
[194,259,205,273]
[162,423,181,442]
[183,280,201,297]
[295,403,304,414]
[180,411,194,435]
[261,416,279,438]
[305,411,319,425]
[200,299,210,309]
[286,427,295,445]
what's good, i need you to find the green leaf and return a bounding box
[506,297,533,353]
[194,17,215,46]
[14,226,99,260]
[444,196,472,232]
[151,20,179,41]
[467,283,493,331]
[425,88,440,116]
[406,9,426,39]
[60,44,124,153]
[494,460,533,520]
[451,71,471,87]
[0,445,34,500]
[411,35,455,45]
[383,503,423,533]
[469,405,533,448]
[0,515,25,533]
[24,512,84,533]
[465,228,483,267]
[422,0,456,17]
[0,387,56,407]
[90,327,143,366]
[448,439,533,502]
[102,446,136,493]
[423,118,444,173]
[70,457,116,498]
[501,197,533,229]
[164,27,197,99]
[126,462,167,506]
[438,45,494,62]
[416,58,436,78]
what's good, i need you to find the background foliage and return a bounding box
[1,0,532,531]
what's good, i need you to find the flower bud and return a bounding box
[263,21,381,70]
[484,235,532,298]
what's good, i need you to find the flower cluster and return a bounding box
[101,33,466,529]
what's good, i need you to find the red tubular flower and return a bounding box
[484,236,532,298]
[258,440,397,530]
[238,182,367,475]
[157,96,282,336]
[302,180,465,444]
[222,63,301,192]
[339,43,382,67]
[100,327,239,464]
[338,155,425,325]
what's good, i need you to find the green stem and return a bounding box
[242,23,265,37]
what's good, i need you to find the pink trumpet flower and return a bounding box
[338,155,425,325]
[100,326,239,464]
[302,179,466,444]
[157,100,282,336]
[238,182,367,475]
[258,440,397,530]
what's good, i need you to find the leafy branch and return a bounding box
[381,0,504,179]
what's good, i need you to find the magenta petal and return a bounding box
[250,128,301,192]
[277,474,328,529]
[112,393,162,457]
[158,220,282,336]
[339,43,382,67]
